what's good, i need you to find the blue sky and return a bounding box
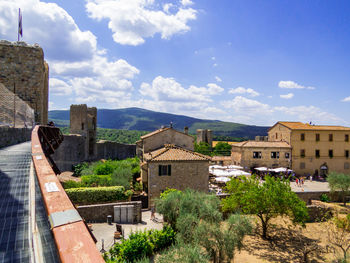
[1,0,350,126]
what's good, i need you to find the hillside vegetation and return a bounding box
[49,107,268,139]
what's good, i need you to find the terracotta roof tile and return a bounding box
[277,122,350,131]
[140,127,193,140]
[232,140,291,148]
[144,144,211,162]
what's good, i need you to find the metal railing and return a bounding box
[0,83,34,128]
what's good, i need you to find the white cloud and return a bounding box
[86,0,197,46]
[280,93,294,99]
[222,96,272,115]
[274,106,345,125]
[0,0,97,62]
[211,56,216,60]
[139,76,223,103]
[50,78,73,96]
[342,96,350,102]
[278,80,315,90]
[215,76,222,82]
[228,87,259,97]
[181,0,194,6]
[213,63,218,67]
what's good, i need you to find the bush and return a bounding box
[94,162,114,175]
[320,193,330,202]
[65,186,131,204]
[105,227,176,262]
[81,174,113,187]
[72,162,88,177]
[148,226,176,252]
[62,180,83,189]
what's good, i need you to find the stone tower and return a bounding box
[0,40,49,124]
[196,129,213,147]
[70,104,97,159]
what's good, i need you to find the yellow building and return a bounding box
[269,122,350,176]
[231,140,292,171]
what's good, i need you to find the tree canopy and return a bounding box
[222,176,309,239]
[327,172,350,206]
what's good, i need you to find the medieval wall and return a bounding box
[0,127,31,148]
[0,41,49,124]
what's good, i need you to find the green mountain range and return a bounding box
[48,107,268,139]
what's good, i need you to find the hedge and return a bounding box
[65,186,133,204]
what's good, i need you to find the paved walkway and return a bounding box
[290,180,330,192]
[92,210,164,251]
[0,142,32,262]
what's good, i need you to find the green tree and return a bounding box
[194,142,212,156]
[213,142,232,156]
[327,172,350,206]
[195,214,252,263]
[156,189,252,263]
[222,176,309,240]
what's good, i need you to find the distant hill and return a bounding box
[48,107,269,139]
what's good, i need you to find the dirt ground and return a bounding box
[234,203,350,263]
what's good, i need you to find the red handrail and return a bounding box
[31,125,105,263]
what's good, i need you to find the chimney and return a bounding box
[184,126,188,134]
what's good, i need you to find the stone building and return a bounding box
[141,144,210,206]
[53,104,135,171]
[269,122,350,176]
[231,140,292,171]
[196,129,213,147]
[136,126,194,159]
[0,41,49,124]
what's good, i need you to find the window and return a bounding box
[81,122,84,130]
[329,134,333,142]
[315,150,320,158]
[346,150,349,158]
[300,162,305,169]
[300,149,305,158]
[329,150,333,158]
[271,152,279,159]
[276,133,278,139]
[159,165,171,176]
[346,134,349,142]
[285,152,290,159]
[316,133,320,141]
[301,133,305,141]
[345,163,350,170]
[253,152,262,159]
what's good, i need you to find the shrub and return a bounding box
[81,174,113,187]
[105,227,176,262]
[148,226,176,252]
[72,162,88,177]
[65,186,130,204]
[320,193,330,202]
[94,162,114,175]
[62,180,83,189]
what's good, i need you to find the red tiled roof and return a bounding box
[232,140,291,148]
[273,121,350,131]
[140,127,193,139]
[144,144,211,162]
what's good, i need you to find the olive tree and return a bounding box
[327,172,350,206]
[222,176,309,239]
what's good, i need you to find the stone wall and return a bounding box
[0,127,31,148]
[52,135,136,172]
[96,141,136,160]
[77,201,142,223]
[0,41,49,124]
[295,191,329,204]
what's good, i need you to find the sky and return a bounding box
[1,0,350,126]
